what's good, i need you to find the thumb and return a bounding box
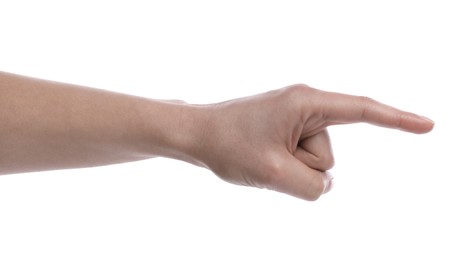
[270,153,333,201]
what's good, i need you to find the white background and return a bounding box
[1,0,468,259]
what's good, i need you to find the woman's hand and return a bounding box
[192,84,434,201]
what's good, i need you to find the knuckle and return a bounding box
[357,95,375,104]
[305,177,324,201]
[357,96,378,110]
[284,84,313,97]
[319,153,335,171]
[395,113,405,129]
[282,84,318,110]
[356,96,376,119]
[261,157,286,189]
[290,83,311,91]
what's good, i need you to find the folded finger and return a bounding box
[294,130,334,172]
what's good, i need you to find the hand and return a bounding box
[192,84,434,201]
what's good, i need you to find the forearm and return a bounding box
[0,71,205,174]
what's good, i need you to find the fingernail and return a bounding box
[323,178,334,194]
[419,115,434,124]
[323,172,334,194]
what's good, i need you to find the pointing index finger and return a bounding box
[316,91,434,134]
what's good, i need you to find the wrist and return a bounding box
[144,100,211,167]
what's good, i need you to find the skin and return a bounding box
[0,71,434,201]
